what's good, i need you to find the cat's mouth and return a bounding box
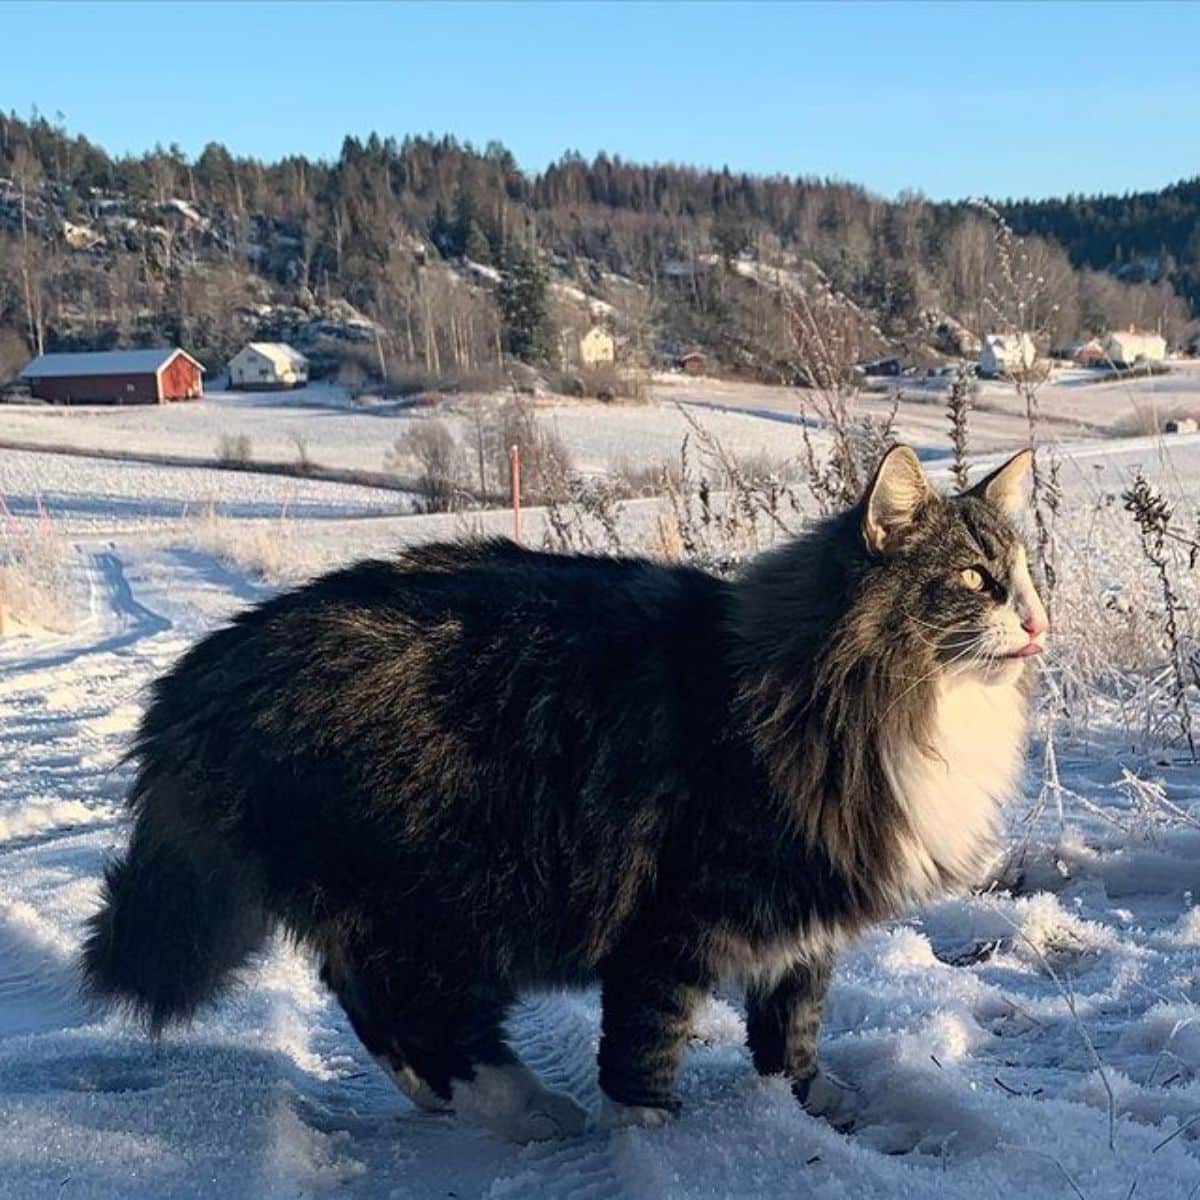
[998,641,1044,660]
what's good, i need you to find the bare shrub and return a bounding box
[553,364,648,404]
[767,265,903,516]
[0,501,77,633]
[0,327,30,384]
[384,364,508,399]
[216,433,253,464]
[657,413,806,574]
[611,457,683,498]
[493,396,574,505]
[291,434,315,474]
[383,396,575,513]
[387,419,469,513]
[543,410,806,575]
[543,474,628,556]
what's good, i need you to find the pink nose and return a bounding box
[1022,613,1049,637]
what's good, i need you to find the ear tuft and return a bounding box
[970,449,1033,513]
[862,445,931,553]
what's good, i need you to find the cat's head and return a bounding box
[858,445,1048,681]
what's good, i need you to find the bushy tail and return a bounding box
[80,781,269,1033]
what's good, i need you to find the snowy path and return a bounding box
[1,543,1200,1196]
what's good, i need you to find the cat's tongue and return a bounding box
[1006,641,1044,658]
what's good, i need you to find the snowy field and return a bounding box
[1,400,1200,1197]
[3,360,1198,487]
[654,359,1200,451]
[0,382,842,479]
[0,447,410,537]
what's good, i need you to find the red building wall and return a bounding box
[160,354,203,400]
[30,373,161,404]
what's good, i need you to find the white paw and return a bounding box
[451,1064,587,1142]
[503,1090,589,1143]
[596,1096,675,1131]
[797,1069,858,1126]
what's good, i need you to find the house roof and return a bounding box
[242,342,309,369]
[20,348,203,379]
[1106,330,1165,344]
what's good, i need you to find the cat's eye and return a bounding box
[960,567,986,591]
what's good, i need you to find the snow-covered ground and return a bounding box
[653,359,1200,452]
[1,400,1200,1197]
[0,447,410,537]
[4,361,1198,486]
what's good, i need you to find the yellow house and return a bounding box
[579,326,615,367]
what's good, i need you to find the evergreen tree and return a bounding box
[463,218,492,264]
[499,243,555,363]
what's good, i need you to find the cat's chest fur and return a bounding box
[881,672,1028,903]
[706,673,1028,990]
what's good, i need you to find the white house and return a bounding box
[980,333,1037,378]
[1103,330,1166,368]
[228,342,309,390]
[578,325,616,368]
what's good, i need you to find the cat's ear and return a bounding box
[862,445,931,553]
[969,449,1033,513]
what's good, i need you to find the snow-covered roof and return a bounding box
[1105,330,1165,346]
[243,342,309,369]
[20,348,203,379]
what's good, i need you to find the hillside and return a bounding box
[998,178,1200,310]
[0,112,1194,386]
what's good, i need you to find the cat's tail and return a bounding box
[80,773,269,1033]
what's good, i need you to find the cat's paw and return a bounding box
[452,1064,587,1142]
[596,1096,676,1131]
[505,1089,589,1142]
[794,1069,859,1130]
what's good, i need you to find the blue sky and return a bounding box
[4,1,1198,201]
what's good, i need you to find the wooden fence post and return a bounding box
[510,444,522,543]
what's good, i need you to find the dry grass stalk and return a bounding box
[1122,471,1197,760]
[946,367,975,492]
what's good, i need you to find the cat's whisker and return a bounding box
[880,640,981,722]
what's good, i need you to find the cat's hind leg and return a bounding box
[319,955,452,1113]
[322,954,586,1141]
[596,953,710,1127]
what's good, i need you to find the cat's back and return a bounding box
[141,539,734,762]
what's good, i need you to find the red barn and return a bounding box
[19,348,205,405]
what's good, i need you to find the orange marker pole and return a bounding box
[510,444,522,543]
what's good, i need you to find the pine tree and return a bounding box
[463,218,492,264]
[499,243,555,363]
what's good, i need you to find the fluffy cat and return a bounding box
[81,445,1047,1142]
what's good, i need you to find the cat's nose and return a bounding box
[1022,612,1049,637]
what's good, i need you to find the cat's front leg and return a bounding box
[746,953,852,1122]
[596,953,709,1127]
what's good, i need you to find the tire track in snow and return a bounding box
[0,547,209,1049]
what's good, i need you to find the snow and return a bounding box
[1,388,1200,1195]
[0,448,407,535]
[0,386,409,475]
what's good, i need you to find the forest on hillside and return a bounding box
[0,111,1194,385]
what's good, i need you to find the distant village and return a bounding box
[5,320,623,405]
[4,320,1179,409]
